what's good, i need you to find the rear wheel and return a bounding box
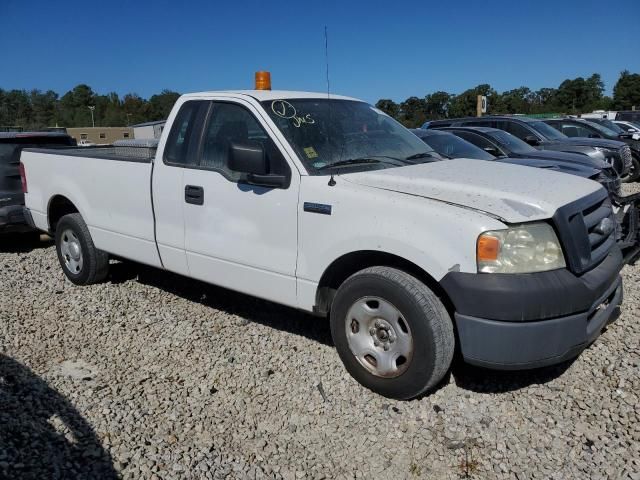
[330,266,454,399]
[55,213,109,285]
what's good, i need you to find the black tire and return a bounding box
[330,266,454,400]
[625,156,640,183]
[55,213,109,285]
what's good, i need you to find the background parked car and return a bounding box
[426,116,633,182]
[614,120,640,138]
[615,111,640,123]
[544,118,640,181]
[0,132,76,234]
[412,127,639,257]
[411,128,620,196]
[584,118,637,139]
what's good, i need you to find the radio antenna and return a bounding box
[325,26,331,99]
[325,25,336,186]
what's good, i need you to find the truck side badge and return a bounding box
[304,202,332,215]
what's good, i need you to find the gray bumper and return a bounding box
[455,276,622,370]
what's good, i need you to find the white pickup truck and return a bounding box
[20,89,623,399]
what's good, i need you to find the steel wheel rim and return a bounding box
[60,229,83,274]
[345,296,414,378]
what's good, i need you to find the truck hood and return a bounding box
[342,159,601,223]
[542,137,625,149]
[495,157,599,178]
[516,148,608,169]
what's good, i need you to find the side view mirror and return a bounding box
[483,146,501,156]
[229,141,287,188]
[588,133,601,138]
[524,135,540,146]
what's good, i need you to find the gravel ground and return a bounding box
[1,186,639,480]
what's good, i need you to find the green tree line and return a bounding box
[376,70,640,128]
[2,70,640,130]
[0,84,180,129]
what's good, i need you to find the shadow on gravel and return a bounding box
[109,261,334,346]
[450,356,577,394]
[0,355,117,479]
[0,232,53,253]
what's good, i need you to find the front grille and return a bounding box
[620,145,632,171]
[552,189,616,274]
[582,197,616,267]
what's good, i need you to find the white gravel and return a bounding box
[1,186,639,479]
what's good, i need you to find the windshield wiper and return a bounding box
[316,157,398,170]
[405,151,440,161]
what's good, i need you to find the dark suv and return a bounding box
[544,118,640,181]
[428,126,621,195]
[0,132,76,233]
[412,127,640,259]
[425,115,632,181]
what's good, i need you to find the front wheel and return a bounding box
[621,155,640,183]
[55,213,109,285]
[330,266,455,400]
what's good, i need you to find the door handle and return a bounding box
[185,185,204,205]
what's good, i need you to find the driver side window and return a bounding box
[503,121,533,141]
[455,131,499,152]
[560,123,592,137]
[200,102,290,183]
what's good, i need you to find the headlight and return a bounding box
[477,223,566,273]
[593,146,614,155]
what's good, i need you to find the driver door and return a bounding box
[181,99,300,307]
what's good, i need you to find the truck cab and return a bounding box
[21,86,624,399]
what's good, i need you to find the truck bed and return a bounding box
[25,141,157,163]
[21,146,162,268]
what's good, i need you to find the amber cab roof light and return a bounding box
[255,71,271,90]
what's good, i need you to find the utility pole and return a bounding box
[88,106,95,128]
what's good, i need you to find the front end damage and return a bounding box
[612,191,640,264]
[595,167,640,264]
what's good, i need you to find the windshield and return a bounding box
[617,121,640,132]
[584,120,619,137]
[529,121,567,140]
[419,132,494,160]
[261,99,434,174]
[490,130,537,154]
[594,119,624,134]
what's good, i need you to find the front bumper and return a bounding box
[441,248,623,369]
[0,204,32,233]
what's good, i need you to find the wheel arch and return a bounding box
[314,250,453,316]
[47,194,80,232]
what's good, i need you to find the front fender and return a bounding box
[296,176,507,310]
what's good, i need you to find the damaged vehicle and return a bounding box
[20,83,626,399]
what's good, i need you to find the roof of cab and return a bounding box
[181,90,361,102]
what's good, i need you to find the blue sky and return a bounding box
[1,0,639,103]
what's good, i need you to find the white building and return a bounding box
[132,120,166,140]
